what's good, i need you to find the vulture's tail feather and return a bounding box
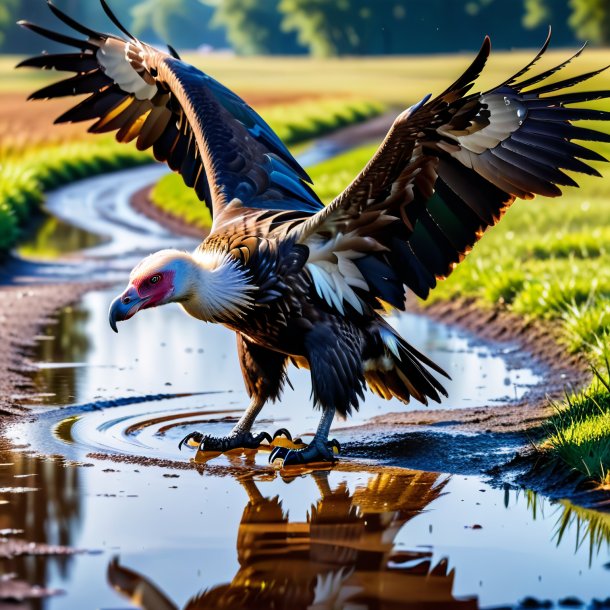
[365,326,449,406]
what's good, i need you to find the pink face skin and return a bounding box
[109,269,177,332]
[131,269,175,309]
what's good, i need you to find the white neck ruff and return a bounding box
[182,250,255,323]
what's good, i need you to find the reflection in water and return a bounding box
[0,448,81,602]
[16,212,104,260]
[31,304,92,406]
[1,448,610,608]
[108,469,477,609]
[526,490,610,565]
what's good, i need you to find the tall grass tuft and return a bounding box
[545,358,610,486]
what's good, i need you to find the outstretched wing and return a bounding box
[290,33,610,315]
[18,0,322,228]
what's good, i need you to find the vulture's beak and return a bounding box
[108,286,150,333]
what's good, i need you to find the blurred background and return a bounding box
[1,0,608,57]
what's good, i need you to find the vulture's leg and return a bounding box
[179,334,289,453]
[270,406,339,466]
[270,324,361,466]
[179,396,272,452]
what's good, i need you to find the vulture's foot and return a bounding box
[178,430,272,453]
[269,438,340,467]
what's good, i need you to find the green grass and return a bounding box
[0,140,152,251]
[152,171,213,231]
[545,363,610,486]
[263,98,383,144]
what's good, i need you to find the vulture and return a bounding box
[19,1,610,466]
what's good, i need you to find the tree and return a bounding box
[279,0,411,57]
[0,0,21,48]
[213,0,304,55]
[522,0,551,29]
[523,0,610,44]
[131,0,227,49]
[569,0,610,44]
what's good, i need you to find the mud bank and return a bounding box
[0,279,105,417]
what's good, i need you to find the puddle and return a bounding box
[17,211,105,260]
[0,448,609,609]
[11,287,540,463]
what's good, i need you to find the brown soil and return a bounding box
[0,91,333,152]
[0,93,88,151]
[131,185,205,240]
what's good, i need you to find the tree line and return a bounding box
[1,0,608,56]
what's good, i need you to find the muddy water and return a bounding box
[2,165,609,608]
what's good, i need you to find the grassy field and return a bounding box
[3,47,610,105]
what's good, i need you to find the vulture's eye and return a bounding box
[150,274,162,285]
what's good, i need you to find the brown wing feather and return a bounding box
[18,0,321,227]
[291,34,610,312]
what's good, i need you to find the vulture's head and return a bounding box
[109,248,254,331]
[108,249,196,332]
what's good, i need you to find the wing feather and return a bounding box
[291,34,610,313]
[18,0,321,230]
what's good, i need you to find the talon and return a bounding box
[268,428,307,450]
[191,430,274,454]
[178,431,203,451]
[253,431,273,446]
[328,439,341,455]
[272,428,292,441]
[272,439,338,468]
[269,445,290,467]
